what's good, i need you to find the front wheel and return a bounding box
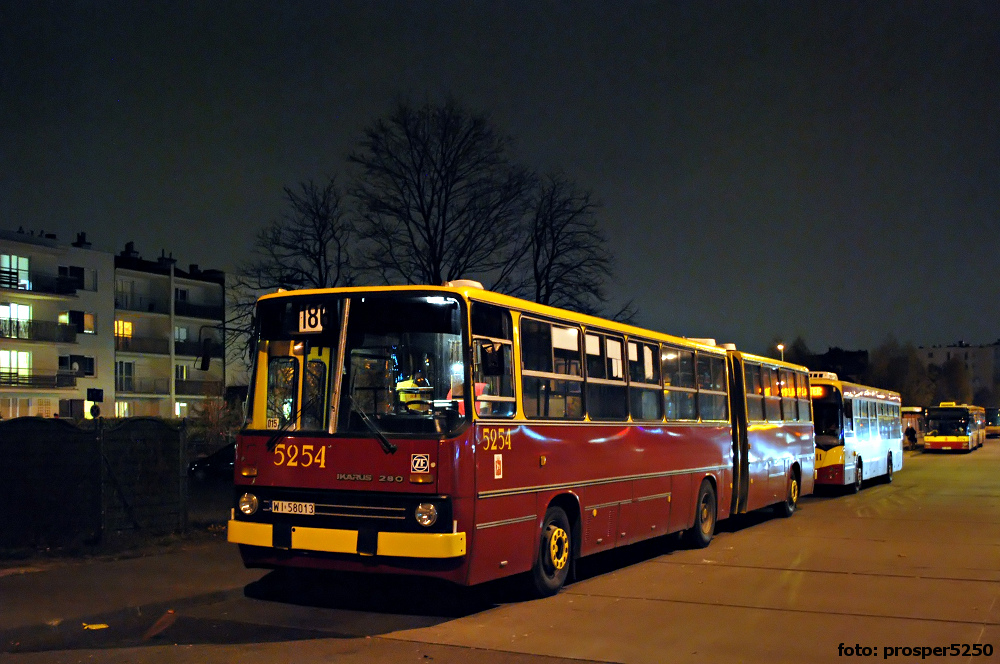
[531,507,572,597]
[850,457,863,494]
[685,480,717,549]
[774,470,800,518]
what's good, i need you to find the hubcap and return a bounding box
[700,496,713,533]
[548,526,569,570]
[790,478,799,504]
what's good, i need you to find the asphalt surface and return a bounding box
[1,443,998,663]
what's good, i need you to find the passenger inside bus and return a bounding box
[396,370,432,411]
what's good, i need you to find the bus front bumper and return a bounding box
[227,520,467,559]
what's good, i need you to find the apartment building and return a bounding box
[0,229,226,420]
[0,229,115,419]
[916,341,1000,397]
[114,243,226,418]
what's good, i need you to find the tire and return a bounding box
[774,470,800,518]
[531,506,572,597]
[884,452,893,484]
[850,457,863,494]
[685,480,717,549]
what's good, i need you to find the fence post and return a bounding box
[179,419,189,532]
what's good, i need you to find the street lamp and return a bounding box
[777,343,785,361]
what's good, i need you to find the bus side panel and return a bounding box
[745,422,814,511]
[465,491,537,586]
[471,421,732,577]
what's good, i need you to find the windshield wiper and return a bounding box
[350,395,397,455]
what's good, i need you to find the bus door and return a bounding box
[727,352,750,514]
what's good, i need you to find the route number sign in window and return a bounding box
[298,305,325,333]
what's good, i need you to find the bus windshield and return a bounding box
[340,294,466,435]
[926,410,969,436]
[811,392,842,449]
[252,292,468,436]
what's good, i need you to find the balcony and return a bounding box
[0,270,78,296]
[115,293,168,315]
[116,377,170,394]
[174,339,224,358]
[174,300,224,320]
[176,379,224,396]
[0,370,77,388]
[0,319,77,343]
[115,336,171,354]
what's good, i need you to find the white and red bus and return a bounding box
[810,373,903,492]
[924,402,985,452]
[227,284,814,595]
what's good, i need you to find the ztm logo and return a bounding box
[411,453,430,473]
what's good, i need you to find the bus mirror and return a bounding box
[480,342,505,376]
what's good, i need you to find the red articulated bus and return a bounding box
[227,284,815,596]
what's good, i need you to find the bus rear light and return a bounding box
[240,466,258,477]
[410,474,435,484]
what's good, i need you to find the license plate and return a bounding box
[271,500,315,515]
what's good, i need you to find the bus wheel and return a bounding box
[686,480,717,549]
[850,458,863,494]
[774,470,799,518]
[531,507,571,597]
[884,453,893,483]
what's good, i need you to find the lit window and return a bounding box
[115,320,133,338]
[175,401,188,417]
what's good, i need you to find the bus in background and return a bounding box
[924,402,985,452]
[226,283,814,596]
[901,406,926,449]
[809,372,903,493]
[985,407,1000,439]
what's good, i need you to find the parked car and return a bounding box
[188,443,235,481]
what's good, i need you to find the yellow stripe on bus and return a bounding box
[227,520,466,559]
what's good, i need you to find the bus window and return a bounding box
[628,340,662,421]
[522,318,584,419]
[266,356,298,430]
[301,354,329,431]
[762,367,781,421]
[744,362,765,421]
[796,373,811,422]
[778,369,797,421]
[697,353,728,421]
[586,332,627,421]
[470,302,515,417]
[663,346,696,420]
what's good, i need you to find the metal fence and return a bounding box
[0,417,188,549]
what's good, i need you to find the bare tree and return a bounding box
[227,178,355,372]
[349,98,531,287]
[516,172,634,320]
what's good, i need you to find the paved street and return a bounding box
[2,443,998,664]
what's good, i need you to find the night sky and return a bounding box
[2,1,998,355]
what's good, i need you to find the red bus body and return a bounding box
[228,286,814,590]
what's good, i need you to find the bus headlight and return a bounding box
[414,502,438,527]
[238,493,259,515]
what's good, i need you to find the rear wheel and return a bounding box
[686,480,717,548]
[850,457,863,494]
[884,452,894,483]
[774,470,800,518]
[531,507,571,597]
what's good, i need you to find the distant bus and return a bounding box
[924,403,985,452]
[901,406,925,449]
[985,407,1000,439]
[809,372,903,492]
